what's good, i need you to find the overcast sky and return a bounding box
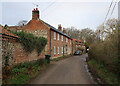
[0,0,119,30]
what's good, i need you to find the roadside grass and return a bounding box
[3,55,72,84]
[3,58,48,84]
[51,55,72,62]
[88,59,118,85]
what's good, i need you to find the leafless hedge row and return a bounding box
[89,18,118,72]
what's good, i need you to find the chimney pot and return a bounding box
[32,8,39,20]
[36,8,38,10]
[63,28,66,33]
[68,34,70,37]
[58,24,62,31]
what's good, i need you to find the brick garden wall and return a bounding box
[2,39,45,67]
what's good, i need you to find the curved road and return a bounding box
[30,54,96,84]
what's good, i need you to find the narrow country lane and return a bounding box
[30,54,96,84]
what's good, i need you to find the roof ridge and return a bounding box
[40,19,72,39]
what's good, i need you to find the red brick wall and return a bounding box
[23,19,51,57]
[50,30,72,58]
[72,40,86,54]
[2,39,46,66]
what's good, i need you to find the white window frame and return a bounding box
[54,32,56,40]
[61,47,63,54]
[17,30,22,32]
[61,36,63,41]
[54,46,56,55]
[57,33,59,40]
[66,38,68,43]
[64,47,66,53]
[57,47,59,54]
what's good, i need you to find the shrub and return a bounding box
[11,31,47,56]
[38,59,47,66]
[88,28,118,74]
[4,58,48,84]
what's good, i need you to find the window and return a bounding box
[57,33,59,40]
[54,46,56,55]
[64,47,66,53]
[54,32,56,40]
[61,36,63,41]
[70,40,71,44]
[17,30,22,32]
[76,45,77,49]
[57,47,59,54]
[66,38,68,43]
[61,47,63,54]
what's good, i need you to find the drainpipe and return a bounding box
[50,29,51,56]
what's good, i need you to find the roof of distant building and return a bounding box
[73,38,81,42]
[0,24,18,38]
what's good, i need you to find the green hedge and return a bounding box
[12,31,47,56]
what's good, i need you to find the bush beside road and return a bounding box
[2,58,48,84]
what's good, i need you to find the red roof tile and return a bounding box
[72,38,81,42]
[0,24,18,38]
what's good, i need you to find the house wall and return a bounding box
[50,30,72,59]
[72,41,86,54]
[24,29,49,56]
[23,27,72,59]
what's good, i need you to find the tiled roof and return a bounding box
[23,19,47,30]
[0,24,18,38]
[73,38,81,42]
[23,19,72,39]
[41,20,72,39]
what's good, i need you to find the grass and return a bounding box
[51,55,71,62]
[88,59,118,85]
[3,58,48,84]
[3,55,72,84]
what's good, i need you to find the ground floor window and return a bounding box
[64,47,66,53]
[61,47,63,54]
[54,46,56,55]
[57,47,59,54]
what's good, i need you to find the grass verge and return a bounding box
[2,58,48,84]
[88,59,118,85]
[51,54,72,62]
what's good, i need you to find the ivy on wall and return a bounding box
[12,31,47,56]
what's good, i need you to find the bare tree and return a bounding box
[66,27,96,45]
[66,26,80,39]
[104,19,118,35]
[96,24,105,41]
[17,20,28,26]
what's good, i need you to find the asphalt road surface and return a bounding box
[30,54,96,84]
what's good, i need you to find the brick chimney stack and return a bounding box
[63,28,66,33]
[68,34,70,37]
[32,8,39,20]
[58,24,62,31]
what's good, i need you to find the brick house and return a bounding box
[8,8,72,59]
[72,38,86,53]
